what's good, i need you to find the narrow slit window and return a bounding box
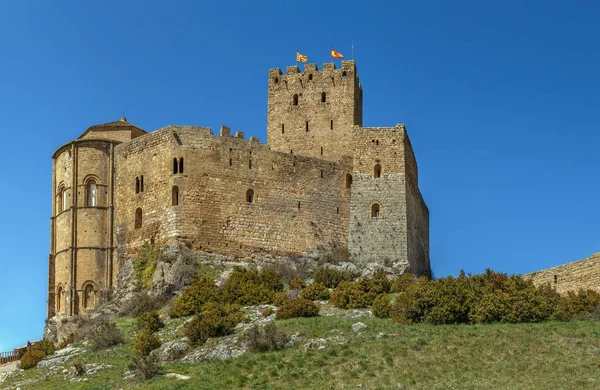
[56,286,62,313]
[320,170,324,178]
[321,146,324,155]
[298,202,301,210]
[173,158,178,174]
[135,177,140,194]
[172,186,179,206]
[554,275,558,284]
[281,123,285,134]
[331,120,333,130]
[229,158,232,166]
[321,92,326,102]
[371,204,380,219]
[337,207,339,214]
[86,179,97,207]
[135,208,143,229]
[306,121,309,132]
[140,175,144,192]
[293,94,298,106]
[346,174,353,189]
[249,160,252,169]
[246,189,254,203]
[179,158,184,174]
[374,164,382,178]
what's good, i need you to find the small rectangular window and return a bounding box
[331,120,333,130]
[306,121,309,132]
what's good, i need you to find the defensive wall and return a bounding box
[523,253,600,294]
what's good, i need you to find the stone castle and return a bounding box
[48,60,431,318]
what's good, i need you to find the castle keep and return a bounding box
[48,60,430,317]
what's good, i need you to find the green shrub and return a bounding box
[330,279,378,309]
[135,329,162,357]
[372,269,391,294]
[391,276,435,324]
[372,294,391,318]
[136,311,162,333]
[184,302,245,344]
[31,339,56,356]
[244,323,290,352]
[300,283,330,301]
[289,276,306,290]
[170,276,220,318]
[276,298,319,320]
[390,273,417,293]
[274,291,289,307]
[261,307,275,317]
[89,320,125,350]
[220,268,283,306]
[19,350,46,369]
[134,238,161,289]
[314,267,354,288]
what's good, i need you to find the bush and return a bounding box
[220,268,283,306]
[274,291,290,307]
[372,269,391,294]
[129,355,160,380]
[276,298,319,320]
[391,276,434,324]
[261,307,275,317]
[136,311,162,333]
[390,273,417,293]
[244,323,290,352]
[330,279,378,309]
[120,292,164,318]
[31,339,56,356]
[300,283,330,301]
[134,238,161,289]
[372,294,391,318]
[170,276,220,318]
[314,267,354,288]
[89,320,125,350]
[19,350,46,369]
[184,302,245,344]
[289,276,306,290]
[135,329,162,357]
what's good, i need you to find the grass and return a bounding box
[3,315,599,389]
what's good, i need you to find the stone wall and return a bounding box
[523,253,600,294]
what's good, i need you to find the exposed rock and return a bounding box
[150,243,206,297]
[350,309,373,318]
[182,336,245,362]
[165,373,191,380]
[43,316,82,346]
[303,338,329,352]
[352,322,368,333]
[324,262,360,275]
[150,339,190,362]
[37,346,85,368]
[234,305,277,333]
[115,258,139,302]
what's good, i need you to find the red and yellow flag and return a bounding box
[296,51,308,63]
[331,48,344,59]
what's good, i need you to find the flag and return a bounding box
[331,48,344,59]
[296,51,308,63]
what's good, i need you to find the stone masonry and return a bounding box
[48,60,431,318]
[523,253,600,294]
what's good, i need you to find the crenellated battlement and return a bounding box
[268,60,360,86]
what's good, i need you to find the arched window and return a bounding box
[83,284,95,310]
[179,158,184,174]
[246,189,254,203]
[140,175,144,192]
[135,177,140,194]
[346,174,353,189]
[57,184,67,213]
[85,178,97,207]
[56,286,62,313]
[371,204,380,219]
[173,158,178,174]
[374,164,382,178]
[135,208,142,229]
[293,94,299,106]
[321,92,326,103]
[172,186,179,206]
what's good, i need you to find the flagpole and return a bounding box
[352,41,354,60]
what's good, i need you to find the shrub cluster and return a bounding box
[330,279,380,309]
[134,310,163,357]
[19,340,58,369]
[244,323,290,352]
[89,320,126,350]
[129,355,160,380]
[184,302,245,345]
[314,267,354,288]
[391,269,600,325]
[170,276,220,318]
[136,311,162,333]
[288,276,306,290]
[300,283,330,301]
[390,273,417,293]
[276,298,319,320]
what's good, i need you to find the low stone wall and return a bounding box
[523,253,600,294]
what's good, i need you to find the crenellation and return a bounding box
[48,60,431,318]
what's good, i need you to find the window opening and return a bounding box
[554,275,558,284]
[56,286,62,313]
[331,120,333,130]
[374,164,382,178]
[229,158,232,166]
[321,146,324,155]
[86,179,97,207]
[308,74,313,80]
[306,121,309,132]
[298,202,301,210]
[282,123,285,134]
[321,92,326,103]
[172,186,179,206]
[179,158,184,174]
[173,158,178,174]
[135,208,142,229]
[83,284,94,309]
[140,175,144,192]
[320,170,324,178]
[135,177,140,194]
[249,160,252,169]
[337,207,339,214]
[246,189,254,203]
[293,94,298,106]
[346,174,353,189]
[274,77,279,84]
[342,71,348,78]
[371,204,380,219]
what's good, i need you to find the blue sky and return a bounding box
[0,0,599,350]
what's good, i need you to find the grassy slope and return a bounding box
[3,315,600,390]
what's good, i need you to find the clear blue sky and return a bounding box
[1,0,599,351]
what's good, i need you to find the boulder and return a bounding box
[149,339,190,362]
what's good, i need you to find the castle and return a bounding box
[48,60,430,318]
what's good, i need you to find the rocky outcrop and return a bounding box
[149,339,190,362]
